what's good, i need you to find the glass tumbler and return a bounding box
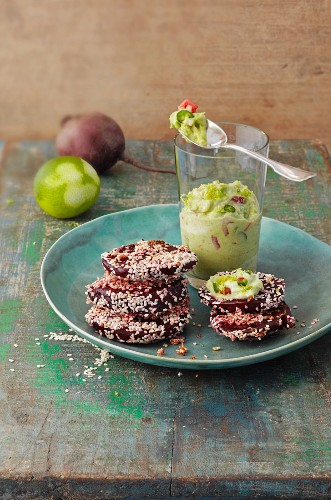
[175,122,269,289]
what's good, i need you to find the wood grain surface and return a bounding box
[1,0,330,149]
[0,139,330,499]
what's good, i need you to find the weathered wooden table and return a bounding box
[0,139,330,499]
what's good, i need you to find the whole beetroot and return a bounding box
[56,112,175,175]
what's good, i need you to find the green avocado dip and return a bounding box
[180,180,262,280]
[206,269,263,300]
[169,100,208,147]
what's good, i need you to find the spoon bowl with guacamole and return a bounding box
[169,101,316,182]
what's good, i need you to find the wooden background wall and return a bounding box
[1,0,330,148]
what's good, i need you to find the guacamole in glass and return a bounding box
[180,180,262,281]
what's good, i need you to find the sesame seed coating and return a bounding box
[85,298,191,344]
[85,239,196,344]
[199,272,286,314]
[101,239,198,281]
[210,302,295,341]
[86,273,188,317]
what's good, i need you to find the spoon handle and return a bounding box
[222,143,316,182]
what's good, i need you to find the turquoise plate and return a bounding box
[41,204,331,370]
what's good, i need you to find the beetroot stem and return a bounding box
[120,152,176,175]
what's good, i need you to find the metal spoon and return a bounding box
[180,120,316,182]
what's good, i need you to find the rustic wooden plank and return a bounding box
[0,1,330,149]
[171,345,331,497]
[0,140,178,497]
[265,140,331,243]
[0,139,330,499]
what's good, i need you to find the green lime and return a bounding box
[33,156,100,218]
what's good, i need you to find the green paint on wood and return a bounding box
[46,301,70,331]
[28,292,154,420]
[0,299,22,334]
[28,335,154,420]
[21,316,153,421]
[0,343,10,361]
[293,437,331,467]
[22,220,45,266]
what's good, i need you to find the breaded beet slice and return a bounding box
[86,274,188,317]
[199,272,285,314]
[210,302,296,341]
[101,239,198,281]
[85,298,191,344]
